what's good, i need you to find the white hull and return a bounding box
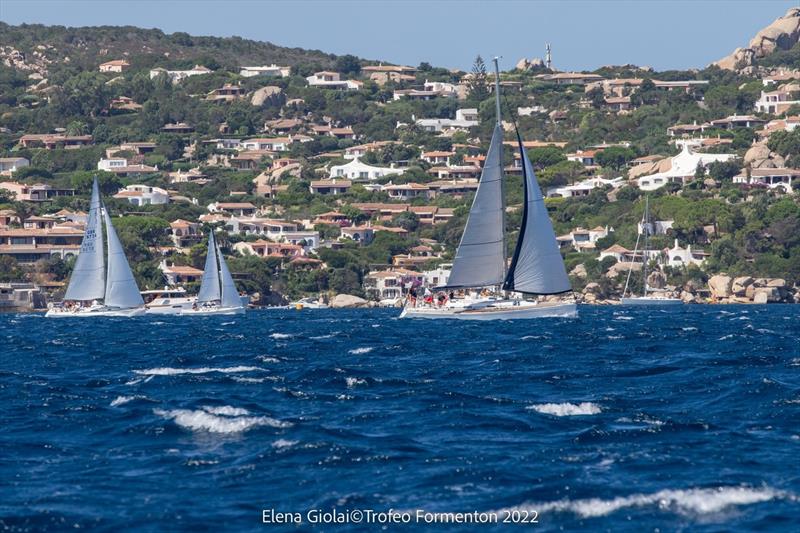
[145,298,196,315]
[399,301,577,320]
[45,306,146,318]
[620,297,682,306]
[180,306,245,316]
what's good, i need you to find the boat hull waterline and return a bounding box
[45,306,146,318]
[180,306,246,316]
[399,302,577,320]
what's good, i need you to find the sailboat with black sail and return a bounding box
[46,177,145,317]
[399,59,576,320]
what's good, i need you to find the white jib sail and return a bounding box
[197,232,221,303]
[103,208,144,309]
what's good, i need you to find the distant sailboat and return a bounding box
[46,177,145,317]
[181,231,245,315]
[621,196,682,306]
[400,58,576,320]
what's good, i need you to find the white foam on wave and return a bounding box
[718,334,735,340]
[349,347,373,355]
[134,366,263,376]
[499,486,791,519]
[614,316,633,321]
[528,402,602,416]
[258,356,280,363]
[346,377,367,388]
[272,439,298,449]
[682,327,698,331]
[233,376,266,384]
[155,406,291,434]
[110,395,146,407]
[270,333,293,339]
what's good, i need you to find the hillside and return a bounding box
[0,22,343,75]
[0,16,799,306]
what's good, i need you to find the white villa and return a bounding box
[733,168,799,194]
[414,108,479,132]
[557,226,613,251]
[306,71,361,90]
[149,65,212,84]
[547,176,625,198]
[636,140,736,191]
[329,158,405,181]
[97,157,158,177]
[113,185,169,206]
[664,239,708,268]
[754,88,800,115]
[239,65,291,78]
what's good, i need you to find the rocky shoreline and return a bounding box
[576,275,799,305]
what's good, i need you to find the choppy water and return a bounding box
[1,306,799,531]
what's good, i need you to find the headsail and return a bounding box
[444,123,507,289]
[64,177,106,301]
[503,132,572,294]
[217,246,242,309]
[103,207,144,309]
[197,232,221,303]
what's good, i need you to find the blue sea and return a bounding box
[1,306,799,531]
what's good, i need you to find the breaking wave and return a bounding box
[154,406,291,434]
[528,402,602,416]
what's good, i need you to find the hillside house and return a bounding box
[733,168,799,193]
[0,181,75,202]
[306,71,361,90]
[208,202,257,216]
[113,185,169,206]
[754,88,800,115]
[239,64,291,77]
[0,157,29,176]
[636,140,736,191]
[309,179,352,195]
[99,59,130,73]
[97,158,158,177]
[149,65,212,84]
[329,158,404,181]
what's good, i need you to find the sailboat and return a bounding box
[621,196,682,306]
[46,177,146,317]
[400,58,576,320]
[180,231,245,315]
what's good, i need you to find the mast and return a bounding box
[492,56,507,281]
[643,196,649,297]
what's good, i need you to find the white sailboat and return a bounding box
[180,231,245,316]
[46,177,146,317]
[400,58,576,320]
[621,196,682,306]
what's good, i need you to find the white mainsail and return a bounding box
[103,208,144,309]
[64,178,106,301]
[197,232,221,303]
[503,134,572,294]
[444,123,507,289]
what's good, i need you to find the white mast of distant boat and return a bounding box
[399,58,576,319]
[621,196,682,306]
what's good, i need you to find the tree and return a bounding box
[392,211,420,232]
[527,146,566,169]
[336,55,361,76]
[467,55,490,102]
[595,146,636,171]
